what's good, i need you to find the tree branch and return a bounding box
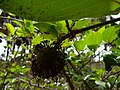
[17,78,52,90]
[102,70,120,81]
[70,20,78,29]
[110,74,119,90]
[62,69,75,90]
[67,60,82,75]
[65,20,72,32]
[0,16,23,22]
[55,17,120,47]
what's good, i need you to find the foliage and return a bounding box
[0,1,120,90]
[0,0,120,21]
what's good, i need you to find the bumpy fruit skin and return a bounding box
[31,43,66,78]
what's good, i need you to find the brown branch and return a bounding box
[82,80,92,89]
[17,78,52,90]
[70,20,78,29]
[102,71,120,81]
[66,60,93,89]
[62,69,75,90]
[112,0,120,4]
[55,17,120,47]
[67,60,82,75]
[65,20,72,32]
[110,74,120,90]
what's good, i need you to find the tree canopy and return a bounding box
[0,0,120,90]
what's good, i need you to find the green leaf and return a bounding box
[102,25,120,43]
[62,39,72,47]
[32,36,44,45]
[74,40,85,52]
[22,68,30,73]
[40,34,57,40]
[12,20,22,27]
[56,21,68,34]
[103,54,117,65]
[117,82,120,89]
[0,9,2,15]
[113,38,120,45]
[103,54,118,71]
[75,19,91,29]
[24,19,34,33]
[9,65,22,73]
[35,22,59,37]
[32,34,55,45]
[16,27,32,37]
[5,23,14,35]
[85,32,102,51]
[0,0,120,21]
[95,80,105,87]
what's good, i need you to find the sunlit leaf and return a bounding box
[102,25,120,43]
[5,23,14,35]
[74,40,85,52]
[24,19,34,33]
[12,20,22,27]
[75,19,91,29]
[62,39,72,47]
[85,32,102,51]
[95,80,105,87]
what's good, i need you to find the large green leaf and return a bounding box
[102,25,120,43]
[74,19,91,29]
[74,40,85,52]
[35,22,60,37]
[85,31,102,50]
[0,0,120,21]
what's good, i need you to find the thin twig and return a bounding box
[67,60,93,89]
[112,0,120,4]
[79,55,94,70]
[17,78,52,90]
[65,20,71,32]
[70,20,78,29]
[102,71,120,81]
[67,60,82,75]
[62,69,75,90]
[110,74,120,90]
[0,16,23,22]
[82,80,92,89]
[6,44,10,61]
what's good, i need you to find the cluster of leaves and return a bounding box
[0,10,120,90]
[0,0,120,90]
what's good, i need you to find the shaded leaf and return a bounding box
[35,22,59,37]
[0,0,120,21]
[103,54,118,71]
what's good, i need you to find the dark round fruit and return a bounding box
[31,44,66,78]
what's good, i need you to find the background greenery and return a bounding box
[0,0,120,90]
